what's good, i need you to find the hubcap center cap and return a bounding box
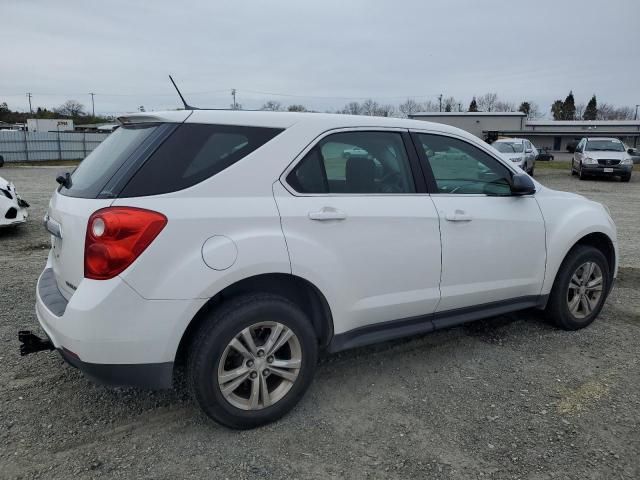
[579,286,586,295]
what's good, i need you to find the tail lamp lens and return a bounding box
[84,207,167,280]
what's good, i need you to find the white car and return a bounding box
[0,175,29,227]
[492,138,537,175]
[572,137,633,181]
[23,111,617,429]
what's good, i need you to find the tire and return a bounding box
[578,163,587,180]
[570,160,576,175]
[545,245,610,330]
[188,294,318,429]
[529,165,535,177]
[621,174,631,182]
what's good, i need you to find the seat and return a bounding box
[345,156,376,193]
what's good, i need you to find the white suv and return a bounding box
[25,111,618,429]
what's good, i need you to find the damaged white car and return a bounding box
[0,176,29,227]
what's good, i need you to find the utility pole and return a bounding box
[231,89,237,110]
[26,93,33,114]
[438,94,443,112]
[458,103,462,112]
[634,105,639,147]
[89,92,96,117]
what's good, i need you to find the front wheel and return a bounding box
[621,174,631,182]
[188,294,318,429]
[578,163,587,180]
[545,245,610,330]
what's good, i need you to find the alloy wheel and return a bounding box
[566,261,603,319]
[217,322,302,410]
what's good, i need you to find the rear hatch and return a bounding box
[47,113,189,300]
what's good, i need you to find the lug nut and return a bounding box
[250,371,258,379]
[246,360,254,368]
[263,369,270,376]
[267,356,274,364]
[257,349,265,357]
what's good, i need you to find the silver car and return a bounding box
[572,137,633,182]
[492,138,536,175]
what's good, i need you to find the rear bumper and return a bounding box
[59,348,173,389]
[34,254,204,388]
[582,165,632,176]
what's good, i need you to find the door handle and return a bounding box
[308,207,347,221]
[445,209,472,222]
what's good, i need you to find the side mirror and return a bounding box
[510,173,536,195]
[525,148,533,154]
[628,148,636,155]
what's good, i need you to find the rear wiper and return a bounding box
[55,172,72,189]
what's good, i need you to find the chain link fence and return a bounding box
[0,131,109,162]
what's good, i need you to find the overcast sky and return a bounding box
[2,0,639,117]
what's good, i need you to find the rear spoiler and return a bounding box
[116,111,192,126]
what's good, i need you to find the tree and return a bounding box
[138,105,146,112]
[442,96,456,113]
[477,93,498,112]
[287,104,307,112]
[468,97,478,112]
[494,101,516,112]
[54,100,85,117]
[597,103,634,120]
[0,102,8,114]
[551,100,564,120]
[261,101,282,111]
[398,98,423,117]
[575,103,585,120]
[229,103,243,110]
[361,99,380,116]
[583,95,597,120]
[518,102,531,116]
[562,91,576,120]
[341,102,362,115]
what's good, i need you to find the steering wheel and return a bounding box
[380,171,403,193]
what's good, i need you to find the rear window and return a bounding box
[120,123,283,197]
[60,124,158,198]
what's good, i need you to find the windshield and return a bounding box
[585,140,624,152]
[494,142,522,153]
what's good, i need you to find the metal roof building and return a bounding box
[409,112,640,151]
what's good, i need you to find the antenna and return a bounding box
[168,75,198,110]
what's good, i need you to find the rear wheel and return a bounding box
[188,294,318,429]
[545,245,610,330]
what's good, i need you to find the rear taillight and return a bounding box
[84,207,167,280]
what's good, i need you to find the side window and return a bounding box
[121,124,282,197]
[415,133,512,195]
[287,131,416,194]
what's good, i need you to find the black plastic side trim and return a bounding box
[60,350,173,389]
[328,295,546,353]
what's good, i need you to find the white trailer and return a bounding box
[26,119,75,132]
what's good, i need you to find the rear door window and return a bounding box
[120,124,282,197]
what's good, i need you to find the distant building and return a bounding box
[409,112,640,151]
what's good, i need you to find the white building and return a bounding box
[409,112,640,151]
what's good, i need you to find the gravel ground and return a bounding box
[1,165,639,480]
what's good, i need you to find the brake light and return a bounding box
[85,207,167,280]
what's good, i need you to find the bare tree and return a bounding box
[476,93,498,112]
[261,101,282,111]
[341,102,363,115]
[398,98,423,117]
[421,100,440,112]
[376,104,396,117]
[55,100,85,117]
[361,99,380,116]
[575,103,585,119]
[287,104,307,112]
[442,96,457,113]
[494,101,516,112]
[597,103,635,120]
[229,103,243,110]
